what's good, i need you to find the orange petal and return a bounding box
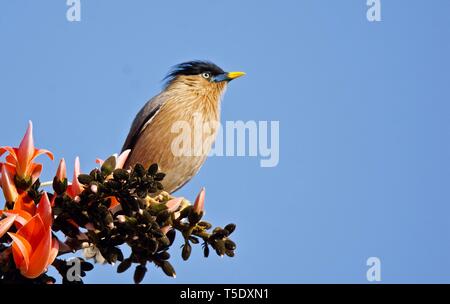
[36,192,52,228]
[56,158,67,181]
[29,163,43,185]
[2,162,16,174]
[8,232,32,274]
[23,228,52,278]
[0,146,18,162]
[14,194,36,215]
[32,149,54,162]
[0,210,32,228]
[16,121,35,178]
[47,237,59,267]
[1,165,19,202]
[17,214,45,250]
[109,196,120,208]
[0,214,17,238]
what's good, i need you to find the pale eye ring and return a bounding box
[202,72,211,79]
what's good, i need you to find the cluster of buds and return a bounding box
[0,122,237,284]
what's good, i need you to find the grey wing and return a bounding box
[121,95,164,152]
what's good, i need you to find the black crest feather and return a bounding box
[164,61,225,85]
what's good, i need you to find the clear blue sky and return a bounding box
[1,0,450,283]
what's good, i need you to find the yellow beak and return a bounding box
[227,71,246,80]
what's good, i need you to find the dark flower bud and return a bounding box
[214,241,226,256]
[224,223,236,235]
[134,264,147,284]
[117,258,132,273]
[182,243,192,261]
[156,210,170,224]
[179,205,193,219]
[155,251,170,260]
[188,210,203,224]
[213,229,229,239]
[147,163,159,176]
[113,169,129,181]
[154,172,166,181]
[81,261,94,271]
[53,176,68,195]
[77,174,93,185]
[225,250,235,257]
[133,164,146,177]
[198,221,212,230]
[161,261,176,278]
[147,238,159,254]
[203,244,210,258]
[166,229,176,246]
[158,235,171,248]
[225,239,236,251]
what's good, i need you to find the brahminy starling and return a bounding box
[122,61,245,193]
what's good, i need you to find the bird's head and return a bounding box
[163,61,245,96]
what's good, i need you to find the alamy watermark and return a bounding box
[170,113,279,168]
[66,0,81,22]
[367,0,382,22]
[67,1,382,24]
[66,258,82,282]
[366,257,382,282]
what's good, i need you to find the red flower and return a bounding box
[6,193,58,278]
[0,121,53,184]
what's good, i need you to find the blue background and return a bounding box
[1,0,450,283]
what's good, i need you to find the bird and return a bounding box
[121,61,245,193]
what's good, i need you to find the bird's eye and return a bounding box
[201,72,211,79]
